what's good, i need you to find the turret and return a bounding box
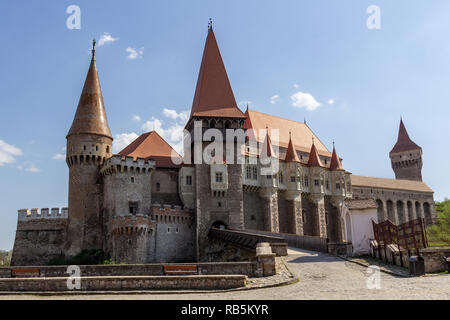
[65,40,113,256]
[389,119,422,181]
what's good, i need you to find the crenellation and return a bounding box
[17,207,68,221]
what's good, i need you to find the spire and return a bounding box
[329,142,344,170]
[285,132,300,162]
[189,25,246,119]
[261,127,275,158]
[390,119,421,154]
[307,140,324,167]
[67,42,112,139]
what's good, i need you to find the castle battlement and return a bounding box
[150,204,194,224]
[111,214,155,235]
[100,155,156,176]
[17,207,68,221]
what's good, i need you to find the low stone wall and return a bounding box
[327,242,353,256]
[247,229,328,253]
[0,275,247,292]
[0,260,271,279]
[370,241,450,273]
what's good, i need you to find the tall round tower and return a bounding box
[65,41,113,256]
[389,119,423,181]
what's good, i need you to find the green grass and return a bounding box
[426,199,450,249]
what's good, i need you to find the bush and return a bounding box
[427,200,450,248]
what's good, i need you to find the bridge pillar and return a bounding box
[260,187,279,233]
[285,191,304,235]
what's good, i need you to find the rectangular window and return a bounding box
[186,175,192,185]
[216,172,223,183]
[252,167,258,180]
[336,183,341,189]
[291,176,296,183]
[129,202,138,215]
[314,179,319,186]
[266,175,272,180]
[304,176,309,187]
[326,180,329,189]
[246,167,252,179]
[156,182,161,192]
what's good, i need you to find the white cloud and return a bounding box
[112,133,139,153]
[162,108,189,122]
[97,32,119,47]
[140,109,190,154]
[328,99,335,105]
[126,47,144,60]
[290,91,321,111]
[25,165,40,173]
[52,153,65,160]
[0,140,22,166]
[270,95,280,104]
[132,115,141,122]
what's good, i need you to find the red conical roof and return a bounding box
[67,49,112,139]
[190,28,246,119]
[390,119,421,154]
[307,142,324,167]
[329,145,344,170]
[285,133,300,162]
[261,129,275,158]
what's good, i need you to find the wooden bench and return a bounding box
[11,268,40,278]
[163,265,198,275]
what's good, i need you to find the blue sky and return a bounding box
[0,0,449,250]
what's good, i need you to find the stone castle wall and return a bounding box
[11,208,68,266]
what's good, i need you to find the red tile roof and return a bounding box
[245,109,331,157]
[390,119,421,154]
[284,133,300,162]
[190,29,246,119]
[307,142,325,167]
[67,52,112,139]
[118,131,182,168]
[329,146,344,171]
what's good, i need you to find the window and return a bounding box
[252,167,258,180]
[314,179,319,186]
[95,146,98,151]
[304,176,309,187]
[129,202,138,215]
[336,183,341,189]
[291,176,296,183]
[156,182,161,192]
[218,202,222,207]
[279,173,284,184]
[131,177,135,183]
[106,146,110,153]
[246,167,252,179]
[215,172,223,183]
[83,145,86,151]
[266,175,272,180]
[186,175,192,185]
[326,180,329,190]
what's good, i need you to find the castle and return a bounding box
[11,25,435,266]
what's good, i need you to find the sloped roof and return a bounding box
[329,146,344,171]
[350,175,433,193]
[307,142,325,167]
[245,109,331,157]
[67,51,112,139]
[390,119,421,154]
[285,134,300,162]
[118,131,182,168]
[345,199,378,210]
[189,29,246,119]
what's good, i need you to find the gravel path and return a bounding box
[2,248,449,300]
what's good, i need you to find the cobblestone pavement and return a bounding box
[2,247,449,300]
